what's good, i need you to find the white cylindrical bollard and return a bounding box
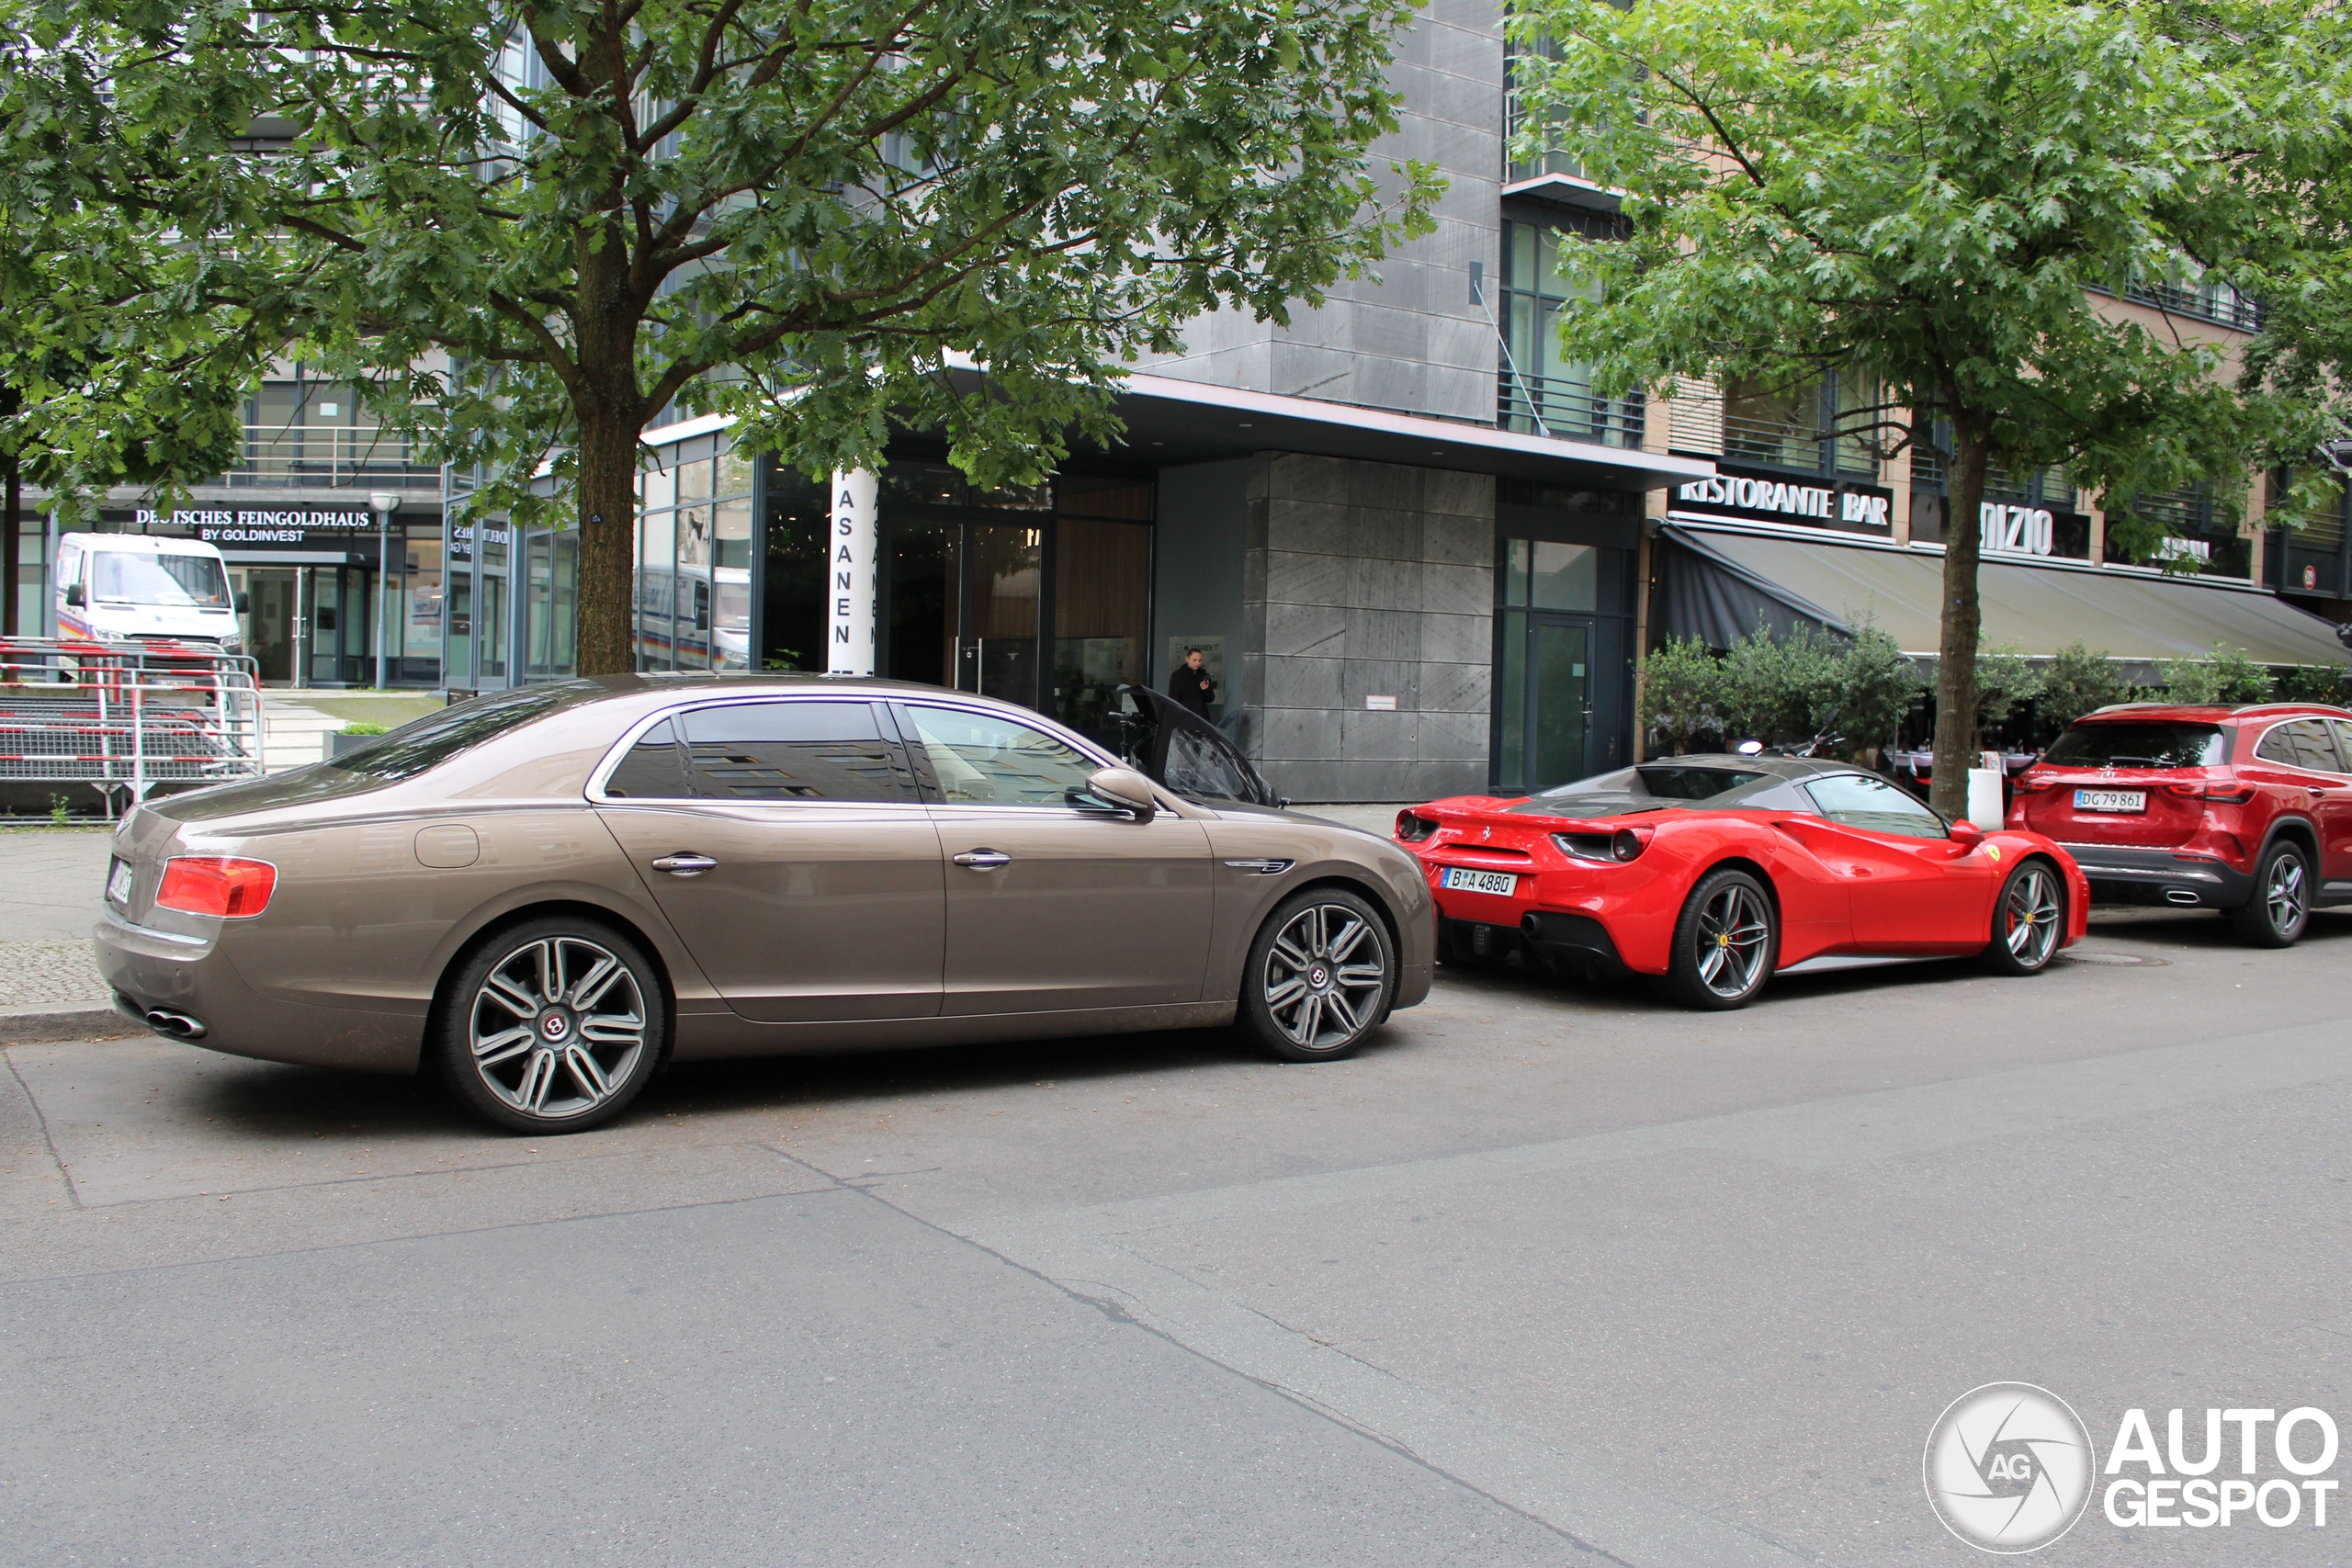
[826,468,878,676]
[1966,767,2005,830]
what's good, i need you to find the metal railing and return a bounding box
[0,637,264,809]
[1668,395,1878,478]
[220,423,443,491]
[2120,280,2262,333]
[1498,373,1645,447]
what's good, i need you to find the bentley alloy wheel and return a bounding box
[1242,888,1395,1062]
[440,919,665,1133]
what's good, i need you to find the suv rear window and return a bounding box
[2044,722,2225,770]
[327,683,582,779]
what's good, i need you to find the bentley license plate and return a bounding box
[1442,866,1517,897]
[107,858,134,906]
[2075,789,2147,813]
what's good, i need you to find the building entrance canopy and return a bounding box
[1660,521,2351,675]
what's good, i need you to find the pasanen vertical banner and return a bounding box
[827,468,878,676]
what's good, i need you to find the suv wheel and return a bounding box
[2229,839,2312,948]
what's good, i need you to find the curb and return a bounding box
[0,1001,138,1043]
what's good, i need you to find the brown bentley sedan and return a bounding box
[95,678,1432,1132]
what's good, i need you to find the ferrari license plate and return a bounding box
[106,858,134,906]
[2075,789,2147,813]
[1442,866,1518,897]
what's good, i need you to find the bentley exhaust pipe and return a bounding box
[144,1009,208,1041]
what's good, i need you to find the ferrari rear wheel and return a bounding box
[1665,868,1777,1010]
[1982,859,2064,976]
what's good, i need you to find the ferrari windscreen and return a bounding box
[1510,763,1771,817]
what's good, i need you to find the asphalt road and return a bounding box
[5,903,2350,1566]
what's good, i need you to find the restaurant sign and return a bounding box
[1671,464,1894,535]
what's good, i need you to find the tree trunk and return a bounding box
[1928,417,1989,819]
[2,451,18,639]
[573,410,639,676]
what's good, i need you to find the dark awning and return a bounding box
[1659,522,2352,675]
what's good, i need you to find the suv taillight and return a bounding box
[2164,782,2256,805]
[155,856,277,918]
[2014,773,2055,794]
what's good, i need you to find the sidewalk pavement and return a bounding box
[0,828,127,1041]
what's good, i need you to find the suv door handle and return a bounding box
[650,852,718,876]
[953,850,1011,871]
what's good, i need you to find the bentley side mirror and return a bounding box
[63,583,85,608]
[1085,766,1159,819]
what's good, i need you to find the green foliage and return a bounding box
[1838,621,1924,756]
[1974,641,2041,730]
[6,0,1442,670]
[2277,664,2350,706]
[1510,0,2314,804]
[2035,641,2137,728]
[47,793,68,827]
[338,721,390,737]
[1637,637,1724,754]
[2159,643,2274,705]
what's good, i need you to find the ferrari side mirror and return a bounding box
[1948,819,1984,845]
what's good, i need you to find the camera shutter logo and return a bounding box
[1924,1382,2097,1552]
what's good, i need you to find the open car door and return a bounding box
[1110,684,1283,808]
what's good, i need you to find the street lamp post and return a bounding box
[368,492,398,690]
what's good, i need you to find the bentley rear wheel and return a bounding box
[438,916,666,1134]
[1664,868,1777,1010]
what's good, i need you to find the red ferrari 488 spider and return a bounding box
[1395,756,2089,1009]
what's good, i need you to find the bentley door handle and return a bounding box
[650,852,718,877]
[953,850,1012,871]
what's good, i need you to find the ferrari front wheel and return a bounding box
[1982,859,2064,976]
[1665,868,1777,1010]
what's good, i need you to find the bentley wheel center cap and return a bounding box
[1308,964,1329,989]
[537,1010,574,1043]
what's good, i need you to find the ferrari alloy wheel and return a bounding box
[1983,859,2064,976]
[438,917,666,1134]
[1666,868,1776,1010]
[1240,888,1395,1063]
[2229,839,2312,949]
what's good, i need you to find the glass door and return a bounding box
[243,569,300,685]
[1498,610,1594,793]
[886,520,1041,705]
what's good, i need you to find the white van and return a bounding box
[53,533,245,654]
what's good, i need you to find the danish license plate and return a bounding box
[106,857,134,906]
[2075,789,2147,813]
[1442,866,1518,897]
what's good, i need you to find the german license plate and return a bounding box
[107,858,134,906]
[2075,789,2147,813]
[1442,866,1517,897]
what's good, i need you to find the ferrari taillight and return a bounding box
[154,856,277,918]
[1396,810,1439,842]
[1611,828,1650,862]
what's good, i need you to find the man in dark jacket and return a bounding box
[1168,647,1215,716]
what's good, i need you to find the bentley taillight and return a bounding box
[154,856,277,918]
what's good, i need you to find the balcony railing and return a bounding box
[1668,395,1876,478]
[1498,373,1645,447]
[2120,280,2262,333]
[218,424,444,491]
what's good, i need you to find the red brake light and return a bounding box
[2163,782,2256,804]
[2014,773,2055,794]
[1396,810,1439,842]
[154,856,277,918]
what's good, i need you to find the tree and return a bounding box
[1832,621,1918,761]
[16,0,1439,673]
[2158,641,2272,705]
[1511,0,2298,815]
[2036,640,2137,728]
[1637,636,1724,754]
[1973,641,2041,733]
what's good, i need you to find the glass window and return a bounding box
[680,702,916,802]
[1053,517,1150,744]
[2258,719,2345,773]
[902,705,1099,806]
[328,683,582,779]
[2045,722,2226,769]
[2334,719,2352,769]
[678,457,713,503]
[94,551,231,608]
[1529,541,1597,611]
[1804,772,1951,839]
[602,717,694,798]
[1634,765,1765,799]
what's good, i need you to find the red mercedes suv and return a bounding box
[2007,703,2352,946]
